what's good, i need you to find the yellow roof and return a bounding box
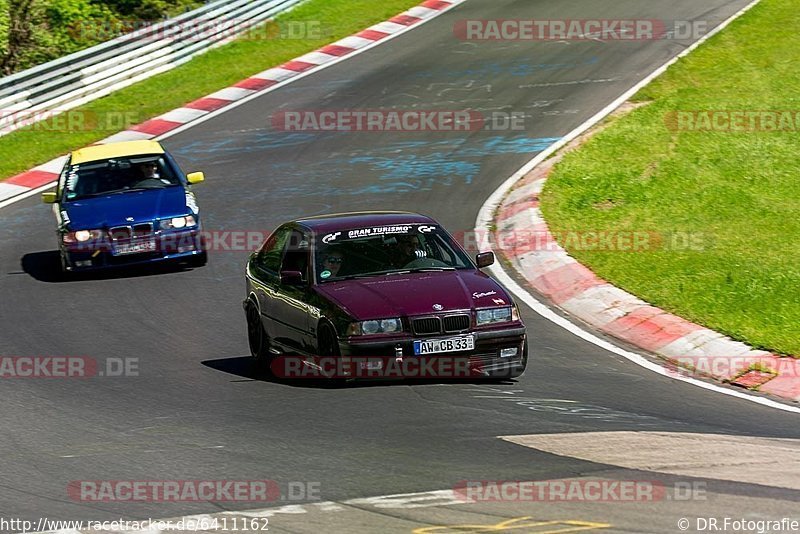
[71,140,165,165]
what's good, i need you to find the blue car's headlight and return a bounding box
[63,229,103,243]
[476,306,516,326]
[347,318,403,336]
[161,215,197,230]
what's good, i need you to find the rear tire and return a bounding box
[246,300,273,375]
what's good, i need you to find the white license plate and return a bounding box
[113,240,156,256]
[414,335,475,355]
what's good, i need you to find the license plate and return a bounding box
[113,240,156,256]
[414,335,475,355]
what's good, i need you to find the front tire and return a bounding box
[317,323,347,386]
[508,339,528,379]
[317,324,340,357]
[189,251,207,267]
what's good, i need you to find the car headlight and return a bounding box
[347,318,403,336]
[63,229,103,243]
[161,215,197,230]
[476,307,513,326]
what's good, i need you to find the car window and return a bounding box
[256,227,291,274]
[280,230,312,282]
[62,155,181,201]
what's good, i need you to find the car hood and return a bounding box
[314,270,513,319]
[62,187,189,229]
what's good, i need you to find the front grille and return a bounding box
[412,317,441,335]
[132,223,154,237]
[109,226,131,241]
[443,314,470,332]
[109,223,154,241]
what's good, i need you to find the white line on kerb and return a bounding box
[0,0,467,210]
[476,0,800,415]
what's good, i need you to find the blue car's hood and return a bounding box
[63,187,190,229]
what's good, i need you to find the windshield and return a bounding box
[62,154,181,201]
[315,224,473,283]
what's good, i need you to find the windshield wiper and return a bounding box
[406,267,456,273]
[75,187,146,198]
[325,274,376,281]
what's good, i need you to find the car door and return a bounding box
[249,226,292,344]
[271,228,316,353]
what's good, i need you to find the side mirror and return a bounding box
[476,251,495,269]
[186,171,205,184]
[280,270,304,286]
[42,191,57,204]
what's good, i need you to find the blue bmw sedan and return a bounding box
[42,140,207,273]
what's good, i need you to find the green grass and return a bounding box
[541,0,800,356]
[0,0,422,180]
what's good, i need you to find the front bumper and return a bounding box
[61,229,205,271]
[338,326,527,379]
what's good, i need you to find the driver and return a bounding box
[319,248,345,279]
[138,161,160,180]
[394,234,424,267]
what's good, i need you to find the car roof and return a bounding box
[71,140,165,165]
[295,211,437,234]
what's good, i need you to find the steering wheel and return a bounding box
[131,178,167,188]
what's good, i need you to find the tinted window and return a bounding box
[257,228,291,274]
[280,230,312,282]
[315,225,472,282]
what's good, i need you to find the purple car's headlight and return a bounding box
[347,318,402,336]
[476,306,515,326]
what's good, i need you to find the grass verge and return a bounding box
[0,0,422,180]
[541,0,800,356]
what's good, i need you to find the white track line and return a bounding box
[476,0,800,414]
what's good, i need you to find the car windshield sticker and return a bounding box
[345,225,437,239]
[320,270,332,279]
[185,192,199,214]
[322,232,341,244]
[65,166,80,199]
